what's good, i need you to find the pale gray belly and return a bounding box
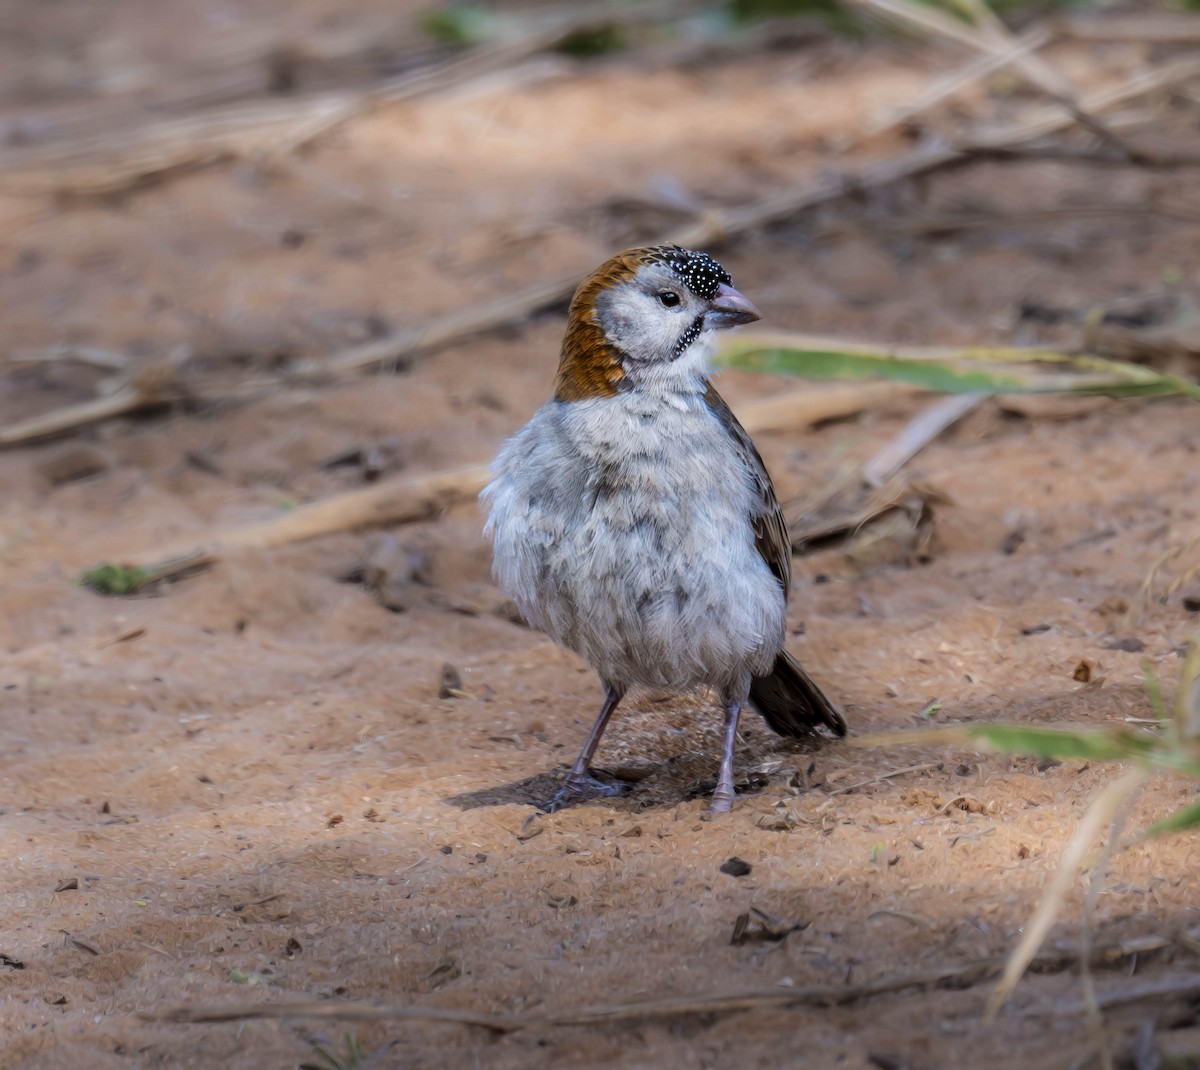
[484,396,787,692]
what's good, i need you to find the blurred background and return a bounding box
[4,3,1200,1068]
[4,0,1199,423]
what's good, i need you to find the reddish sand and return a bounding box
[2,6,1200,1068]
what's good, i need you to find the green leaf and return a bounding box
[1143,797,1200,839]
[859,721,1200,778]
[1175,641,1200,742]
[227,968,280,986]
[80,564,149,595]
[418,7,498,47]
[1142,658,1167,722]
[719,345,1031,394]
[716,338,1200,401]
[556,24,626,57]
[961,724,1162,763]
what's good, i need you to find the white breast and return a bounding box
[482,384,787,694]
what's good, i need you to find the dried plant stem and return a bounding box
[0,1,697,198]
[8,54,1195,447]
[985,765,1149,1019]
[863,28,1051,139]
[849,0,1144,160]
[147,1000,518,1032]
[1058,14,1200,44]
[148,463,489,566]
[0,385,154,447]
[309,48,1200,383]
[1027,973,1200,1016]
[1078,778,1144,1070]
[110,383,888,575]
[862,392,988,488]
[962,55,1200,153]
[140,960,1004,1031]
[310,275,583,377]
[146,934,1180,1033]
[1140,536,1200,607]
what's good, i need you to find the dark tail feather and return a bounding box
[748,651,847,738]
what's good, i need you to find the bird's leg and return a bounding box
[711,700,743,814]
[545,683,625,812]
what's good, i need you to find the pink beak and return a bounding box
[707,282,761,328]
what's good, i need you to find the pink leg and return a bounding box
[545,684,625,812]
[711,701,742,814]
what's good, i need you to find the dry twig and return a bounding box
[209,49,1200,367]
[1057,14,1200,44]
[95,383,893,583]
[0,1,695,198]
[147,1000,518,1032]
[849,0,1147,160]
[0,375,182,447]
[825,762,943,796]
[985,766,1150,1019]
[861,393,987,488]
[1026,974,1200,1016]
[146,935,1182,1033]
[8,52,1196,448]
[863,28,1050,139]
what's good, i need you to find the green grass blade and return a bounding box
[80,563,149,595]
[719,345,1032,393]
[1175,640,1200,741]
[1143,797,1200,839]
[962,724,1161,763]
[1142,658,1167,722]
[717,338,1200,400]
[856,721,1200,777]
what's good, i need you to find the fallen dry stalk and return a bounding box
[862,392,987,488]
[0,1,696,198]
[0,360,193,446]
[849,0,1148,161]
[961,54,1200,153]
[141,961,1004,1032]
[105,383,906,580]
[863,28,1050,139]
[1057,13,1200,43]
[1025,973,1200,1016]
[311,274,584,378]
[0,385,150,447]
[146,1000,519,1033]
[146,935,1180,1032]
[8,54,1196,448]
[985,766,1150,1019]
[147,464,490,563]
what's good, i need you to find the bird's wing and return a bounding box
[702,382,792,598]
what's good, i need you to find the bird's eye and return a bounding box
[658,291,681,308]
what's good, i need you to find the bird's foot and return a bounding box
[543,769,624,813]
[709,788,735,815]
[710,763,738,814]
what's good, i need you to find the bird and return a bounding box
[482,244,846,813]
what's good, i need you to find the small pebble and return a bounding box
[720,856,752,878]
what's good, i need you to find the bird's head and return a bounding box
[554,245,760,402]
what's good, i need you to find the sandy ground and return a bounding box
[3,5,1200,1068]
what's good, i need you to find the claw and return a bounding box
[710,699,742,814]
[710,789,734,815]
[544,770,624,812]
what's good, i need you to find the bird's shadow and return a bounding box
[444,768,630,812]
[443,759,777,812]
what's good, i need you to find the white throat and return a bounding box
[621,330,717,395]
